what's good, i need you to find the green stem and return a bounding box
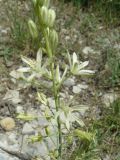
[51,63,62,160]
[43,29,62,159]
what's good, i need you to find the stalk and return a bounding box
[44,30,62,160]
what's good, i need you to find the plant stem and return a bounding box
[43,30,62,159]
[50,63,62,160]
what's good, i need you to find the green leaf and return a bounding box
[17,113,38,121]
[28,134,43,143]
[74,129,93,141]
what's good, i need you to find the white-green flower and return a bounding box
[68,52,95,75]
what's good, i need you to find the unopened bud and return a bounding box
[43,0,50,8]
[38,0,44,6]
[40,6,48,26]
[28,20,38,38]
[32,0,37,6]
[45,126,50,136]
[47,9,56,27]
[49,29,58,51]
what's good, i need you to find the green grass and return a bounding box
[68,98,120,160]
[63,0,120,25]
[106,48,120,87]
[4,0,31,50]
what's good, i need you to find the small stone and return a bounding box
[73,85,82,94]
[3,90,21,104]
[48,98,55,109]
[0,117,15,131]
[82,46,94,55]
[63,78,75,87]
[78,84,88,89]
[102,93,118,107]
[16,105,24,114]
[22,123,35,135]
[1,29,7,36]
[7,133,18,145]
[73,84,88,94]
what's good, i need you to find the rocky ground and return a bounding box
[0,0,120,160]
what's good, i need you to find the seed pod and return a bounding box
[28,20,38,38]
[47,9,56,27]
[40,6,48,26]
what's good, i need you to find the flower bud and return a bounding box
[32,0,37,6]
[49,29,58,51]
[47,9,56,27]
[43,0,50,8]
[40,6,48,26]
[38,0,44,6]
[28,20,38,38]
[45,126,50,136]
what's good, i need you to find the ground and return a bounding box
[0,0,120,160]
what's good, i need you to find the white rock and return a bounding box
[72,84,88,94]
[73,86,82,94]
[78,84,88,89]
[103,93,118,107]
[63,78,75,87]
[48,98,55,109]
[3,90,21,104]
[22,123,35,135]
[7,133,18,145]
[82,46,100,57]
[82,46,95,55]
[1,29,7,36]
[16,105,24,114]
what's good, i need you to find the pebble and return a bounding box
[1,29,7,36]
[16,105,24,114]
[0,151,20,160]
[63,78,75,87]
[3,90,21,104]
[22,123,35,135]
[73,84,88,94]
[0,117,15,131]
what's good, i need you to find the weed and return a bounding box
[14,0,95,159]
[4,0,31,50]
[69,98,120,160]
[106,48,120,87]
[63,0,120,25]
[0,46,14,62]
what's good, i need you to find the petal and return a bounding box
[78,70,95,75]
[78,61,89,70]
[72,52,78,65]
[17,67,31,72]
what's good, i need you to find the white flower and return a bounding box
[67,52,95,76]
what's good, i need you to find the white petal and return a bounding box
[72,52,78,65]
[17,67,31,72]
[78,61,89,70]
[78,70,95,75]
[36,48,42,68]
